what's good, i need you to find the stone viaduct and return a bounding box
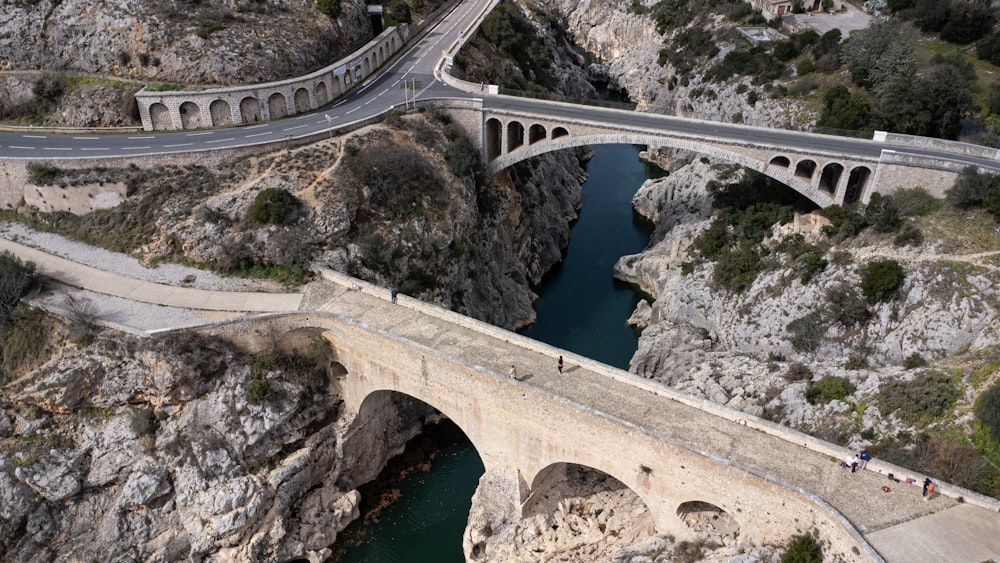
[134,25,410,131]
[188,270,1000,562]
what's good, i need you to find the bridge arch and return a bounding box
[179,101,202,129]
[484,131,839,208]
[314,82,329,106]
[845,166,871,204]
[268,92,288,119]
[294,87,311,113]
[819,162,844,195]
[523,462,657,529]
[506,121,525,152]
[769,155,790,168]
[149,103,171,130]
[794,159,817,180]
[209,99,233,127]
[528,123,546,145]
[240,96,262,123]
[485,118,502,160]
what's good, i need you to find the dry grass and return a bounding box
[915,207,1000,254]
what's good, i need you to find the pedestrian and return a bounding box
[391,288,398,304]
[841,455,852,470]
[557,355,563,374]
[850,454,860,473]
[922,478,931,498]
[509,365,517,379]
[859,449,871,470]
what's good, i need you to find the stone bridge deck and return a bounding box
[300,275,1000,563]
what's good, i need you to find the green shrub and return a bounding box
[787,310,826,353]
[785,362,813,382]
[385,0,411,23]
[26,162,62,185]
[799,252,827,284]
[820,204,866,237]
[0,306,49,381]
[246,378,270,404]
[712,243,761,292]
[879,370,960,424]
[903,353,928,369]
[129,408,159,437]
[893,223,923,247]
[445,134,480,177]
[975,384,1000,443]
[0,252,38,325]
[947,166,995,208]
[861,260,905,304]
[316,0,340,16]
[250,188,299,225]
[892,187,940,216]
[826,286,870,327]
[806,375,855,404]
[845,356,868,370]
[864,193,902,233]
[782,534,822,563]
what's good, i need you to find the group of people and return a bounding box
[841,449,872,473]
[841,449,937,499]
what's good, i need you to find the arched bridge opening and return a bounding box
[522,462,657,537]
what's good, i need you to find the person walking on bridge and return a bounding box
[557,355,563,374]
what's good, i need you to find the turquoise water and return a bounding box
[332,144,660,562]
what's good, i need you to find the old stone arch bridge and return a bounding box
[196,272,1000,561]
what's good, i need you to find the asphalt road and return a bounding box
[1,0,999,176]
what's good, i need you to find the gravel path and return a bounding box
[1,222,281,332]
[0,222,280,292]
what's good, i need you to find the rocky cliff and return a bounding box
[0,0,373,126]
[0,326,427,562]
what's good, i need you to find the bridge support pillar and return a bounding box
[833,170,852,205]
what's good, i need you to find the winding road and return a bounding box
[1,0,999,177]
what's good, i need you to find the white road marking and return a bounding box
[164,143,192,148]
[346,107,359,114]
[44,147,72,151]
[245,124,268,129]
[9,146,34,150]
[245,132,272,138]
[186,131,213,136]
[128,136,155,139]
[123,146,151,150]
[364,99,375,105]
[23,135,46,139]
[378,88,389,96]
[205,137,235,144]
[282,124,308,131]
[72,136,99,140]
[81,147,110,151]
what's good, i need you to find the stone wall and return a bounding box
[135,25,411,131]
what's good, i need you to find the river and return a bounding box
[331,144,662,562]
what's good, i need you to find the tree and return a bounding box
[386,0,412,24]
[861,260,905,304]
[842,20,917,89]
[947,166,995,208]
[873,62,973,139]
[940,1,995,44]
[864,193,902,232]
[975,384,1000,443]
[316,0,340,17]
[0,252,38,325]
[817,85,872,132]
[976,33,1000,66]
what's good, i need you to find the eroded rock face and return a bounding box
[0,0,371,85]
[0,331,422,562]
